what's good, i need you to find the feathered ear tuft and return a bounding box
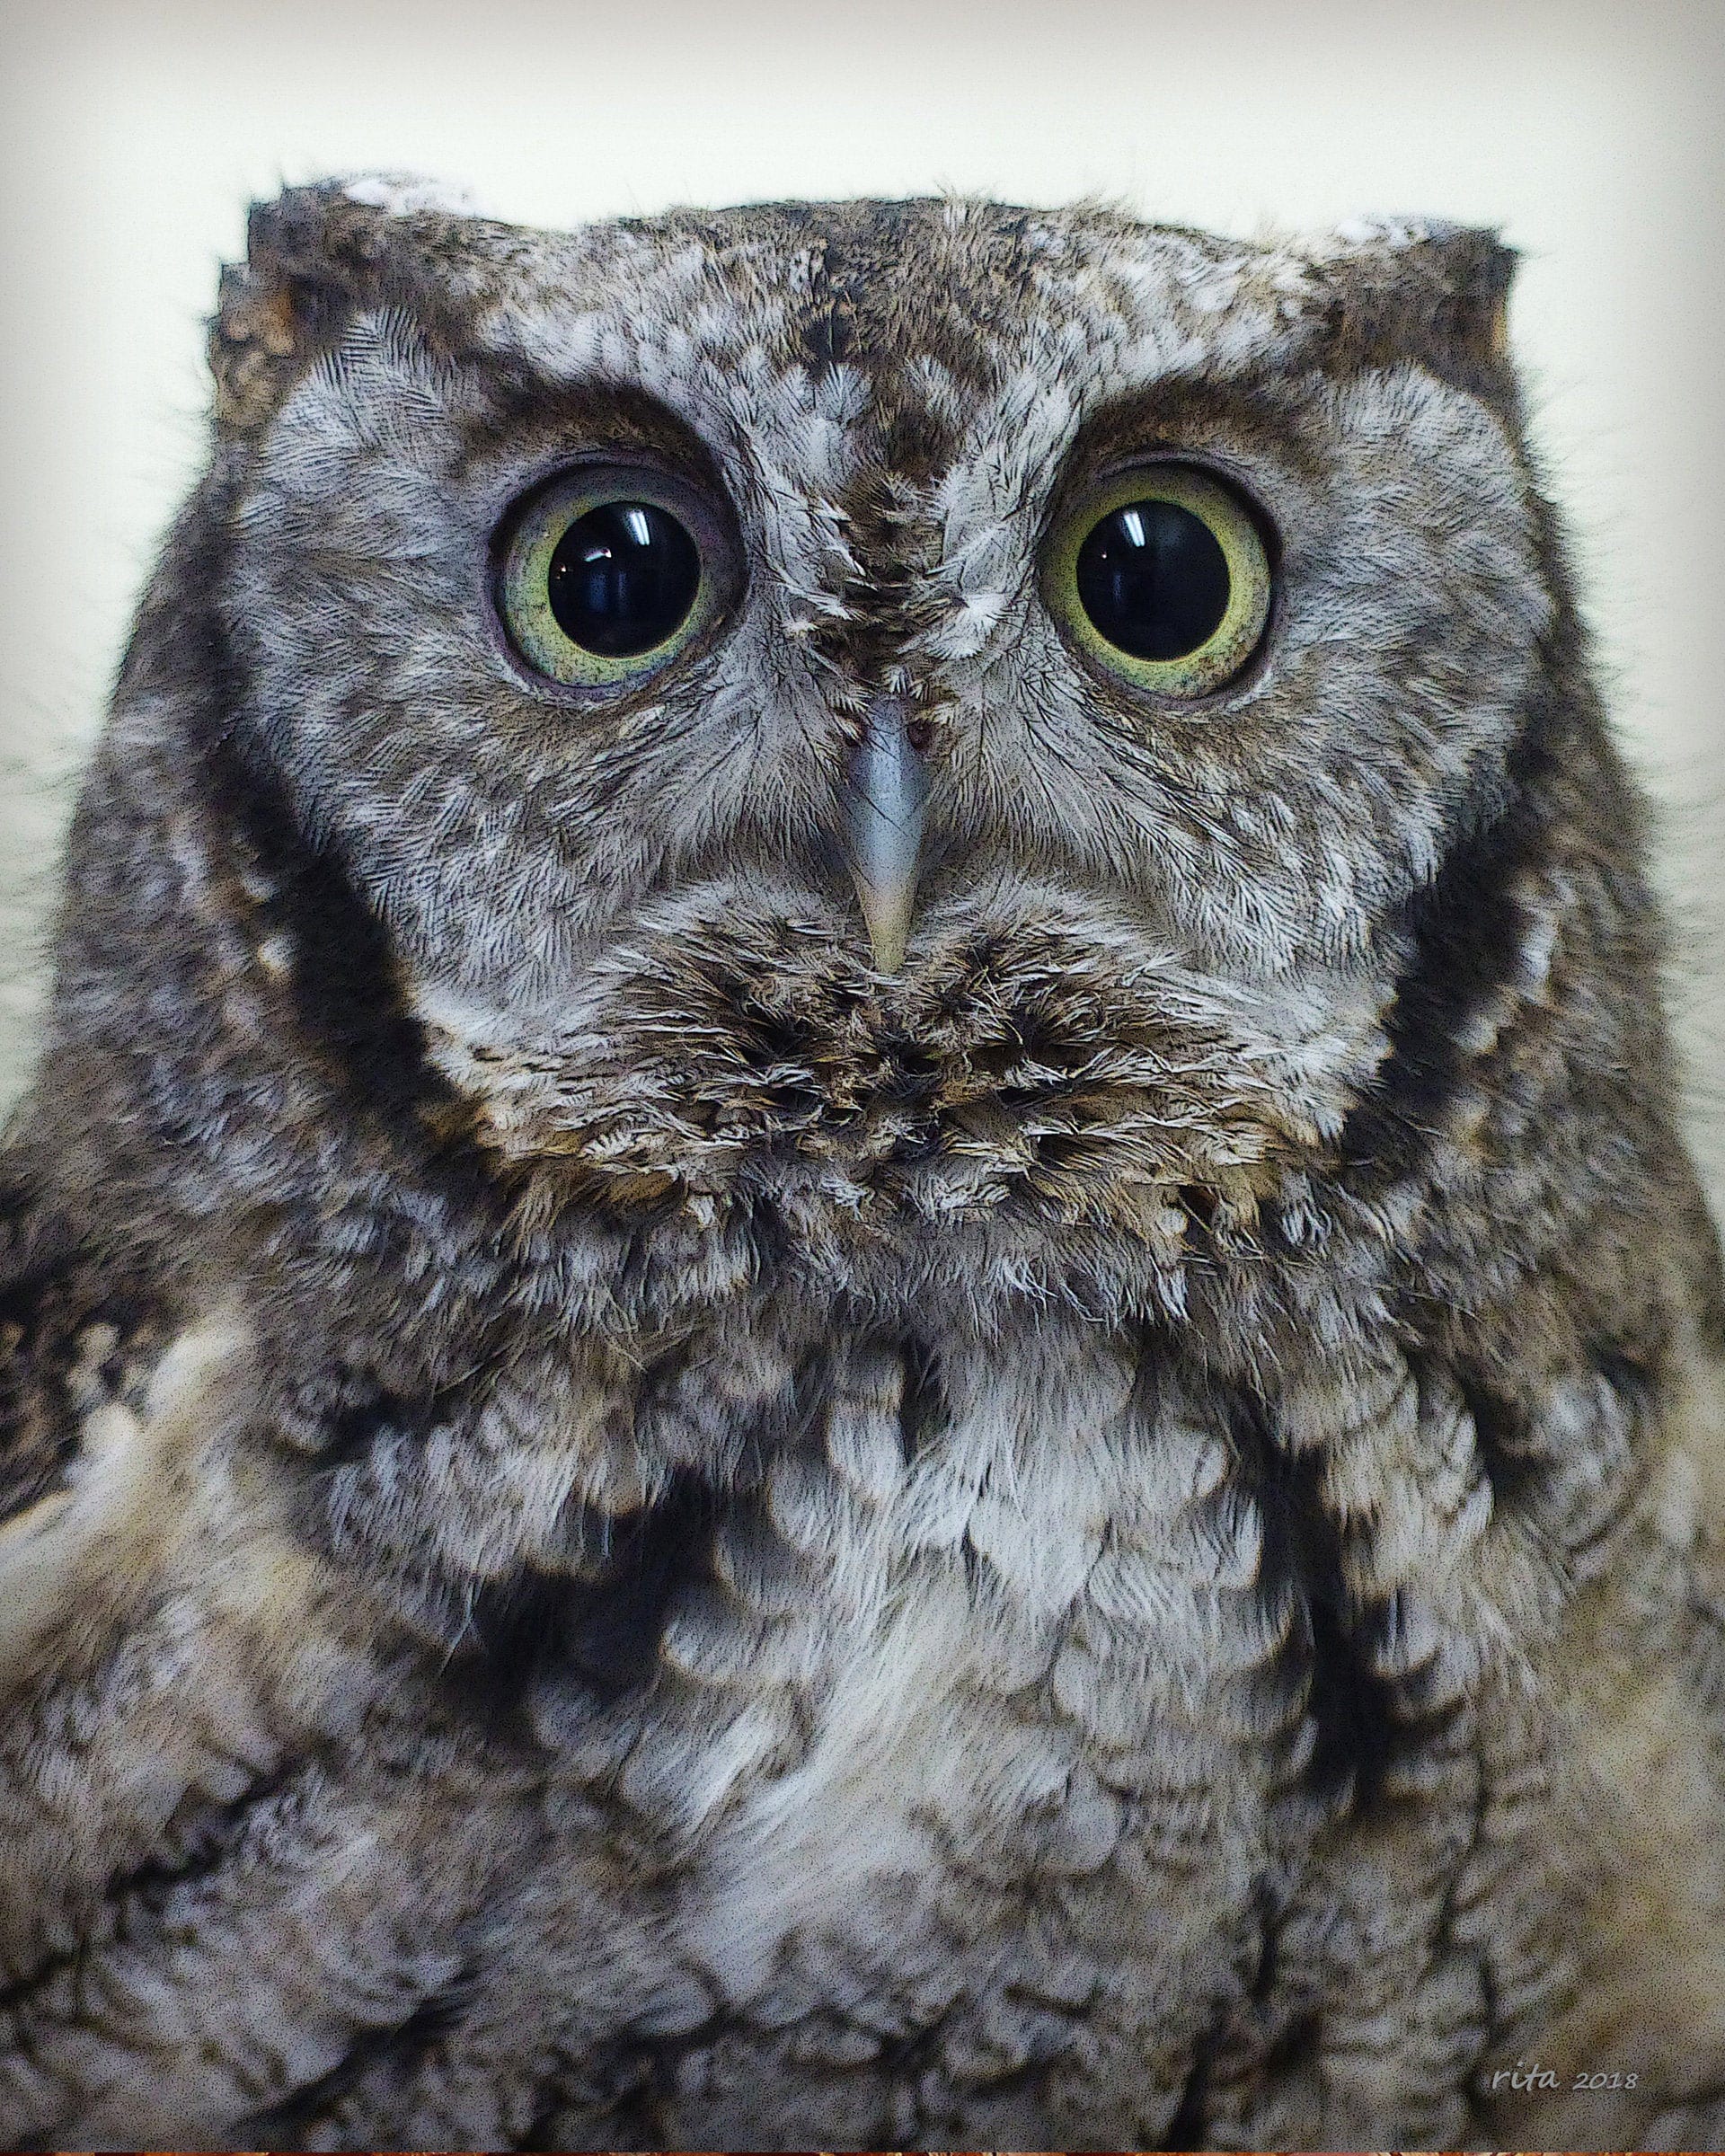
[1311,216,1518,402]
[208,176,476,434]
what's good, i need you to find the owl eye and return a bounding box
[1045,464,1273,698]
[496,465,731,689]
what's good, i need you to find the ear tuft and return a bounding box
[1313,216,1517,399]
[208,178,474,433]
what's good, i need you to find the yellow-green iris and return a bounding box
[497,466,725,689]
[1045,464,1272,698]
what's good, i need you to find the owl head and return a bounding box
[45,180,1665,1364]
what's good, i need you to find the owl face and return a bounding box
[215,192,1550,1314]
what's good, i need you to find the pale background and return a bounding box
[3,0,1721,1208]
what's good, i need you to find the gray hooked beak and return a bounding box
[843,696,927,973]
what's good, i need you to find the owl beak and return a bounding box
[843,696,927,973]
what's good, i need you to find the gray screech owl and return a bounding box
[1,178,1722,2153]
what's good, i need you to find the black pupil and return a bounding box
[1075,498,1232,661]
[546,500,701,657]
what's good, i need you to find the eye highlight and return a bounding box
[1045,464,1273,699]
[496,465,732,689]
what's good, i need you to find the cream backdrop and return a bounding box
[3,0,1721,1208]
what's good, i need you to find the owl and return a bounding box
[1,175,1721,2154]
